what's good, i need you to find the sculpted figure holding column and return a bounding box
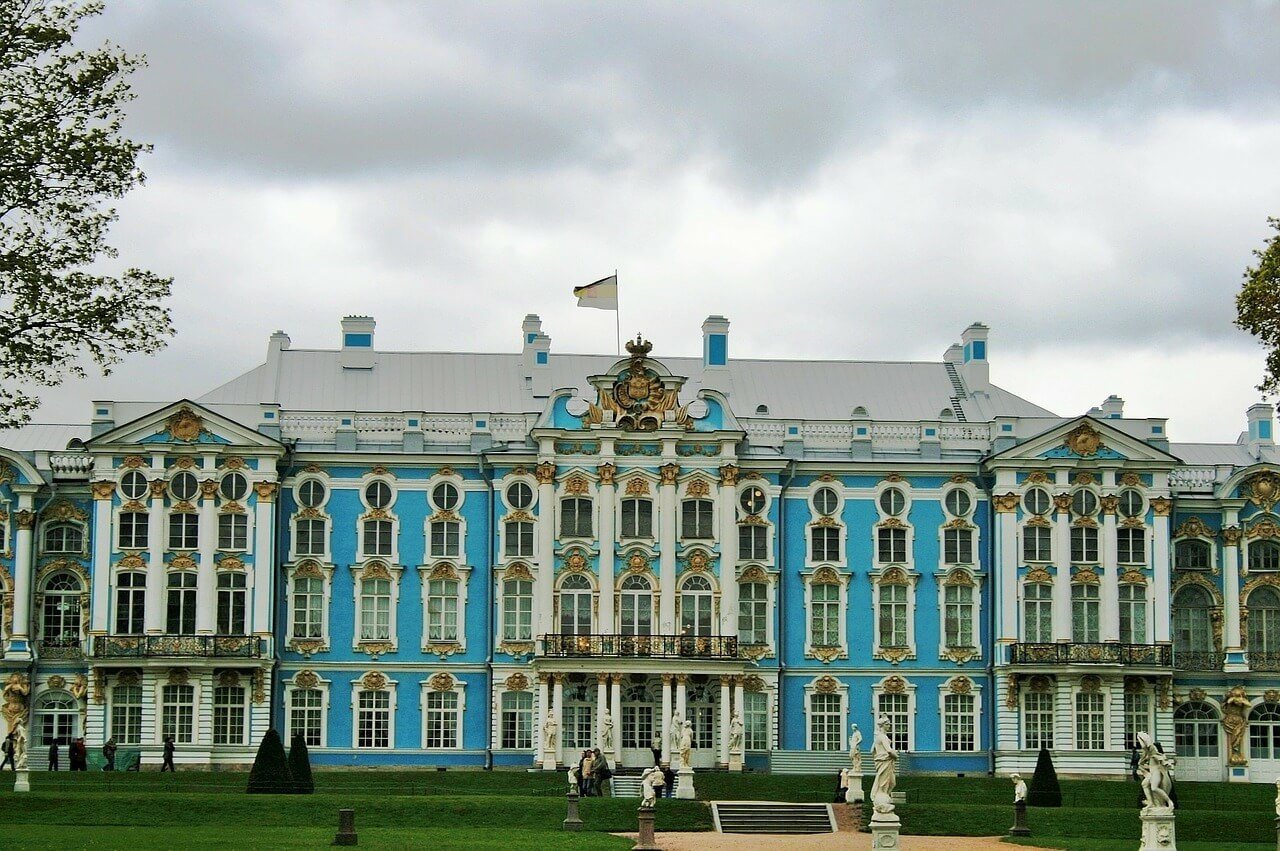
[849,722,863,773]
[870,714,898,812]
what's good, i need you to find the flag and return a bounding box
[574,275,619,310]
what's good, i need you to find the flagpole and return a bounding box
[614,268,621,356]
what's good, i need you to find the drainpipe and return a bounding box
[479,449,496,771]
[980,460,997,777]
[775,459,797,750]
[270,440,296,733]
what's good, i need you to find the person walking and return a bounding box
[71,737,86,771]
[590,748,609,797]
[160,734,176,772]
[48,738,60,771]
[578,750,593,796]
[650,732,662,766]
[0,731,14,771]
[102,737,117,772]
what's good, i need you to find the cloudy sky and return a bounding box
[35,1,1280,442]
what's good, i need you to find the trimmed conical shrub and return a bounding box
[1027,746,1062,807]
[247,729,293,794]
[288,734,314,794]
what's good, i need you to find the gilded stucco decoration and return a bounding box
[15,509,35,530]
[1073,516,1098,529]
[1025,471,1050,484]
[166,407,205,442]
[1063,422,1104,456]
[503,563,534,582]
[943,569,975,587]
[1120,516,1145,529]
[949,474,970,485]
[169,555,197,571]
[1119,570,1148,585]
[816,515,839,527]
[743,675,765,693]
[942,517,969,530]
[1222,526,1243,546]
[879,517,905,529]
[217,671,242,688]
[505,673,529,692]
[1028,675,1053,692]
[562,549,589,573]
[216,556,244,572]
[659,463,680,486]
[1072,568,1100,585]
[361,671,389,690]
[429,672,455,692]
[597,463,616,485]
[741,513,766,526]
[167,668,190,686]
[738,565,769,584]
[624,551,651,574]
[1004,674,1019,709]
[69,674,87,701]
[291,639,325,658]
[1157,677,1172,710]
[148,479,168,499]
[811,566,841,585]
[1150,497,1172,516]
[0,461,11,485]
[535,462,556,485]
[1223,685,1251,766]
[293,560,324,579]
[1247,517,1280,540]
[121,455,146,469]
[878,647,912,665]
[685,478,711,498]
[505,509,534,524]
[254,481,278,502]
[719,465,739,486]
[624,476,651,496]
[878,566,909,586]
[1245,472,1280,512]
[1124,676,1146,694]
[117,670,140,687]
[564,473,590,495]
[1073,472,1095,486]
[942,646,979,664]
[1121,472,1143,487]
[221,456,246,471]
[1174,516,1217,539]
[91,480,116,500]
[1267,689,1280,705]
[357,641,394,659]
[1025,515,1051,528]
[2,673,30,728]
[1024,568,1052,583]
[359,562,392,581]
[882,675,907,695]
[499,641,534,656]
[1053,493,1072,513]
[46,674,66,690]
[294,670,320,689]
[948,677,973,695]
[251,669,266,704]
[428,563,459,581]
[814,676,840,694]
[1099,495,1119,516]
[41,499,88,523]
[582,335,691,431]
[1080,675,1102,693]
[1188,687,1207,702]
[684,550,711,573]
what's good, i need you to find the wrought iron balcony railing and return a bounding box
[540,633,740,659]
[92,634,263,659]
[1248,650,1280,672]
[1173,649,1225,672]
[1010,642,1172,666]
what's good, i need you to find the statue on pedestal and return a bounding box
[600,711,615,752]
[849,722,863,773]
[542,715,559,752]
[679,720,693,768]
[12,720,27,771]
[728,711,744,754]
[1012,773,1027,803]
[1136,732,1175,810]
[640,765,665,808]
[870,714,898,813]
[667,711,683,754]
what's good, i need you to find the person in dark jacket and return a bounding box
[1,732,15,771]
[48,738,60,771]
[661,764,676,798]
[161,734,176,772]
[102,737,117,772]
[590,748,609,797]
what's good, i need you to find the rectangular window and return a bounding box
[744,691,768,750]
[290,689,324,747]
[563,705,593,750]
[360,579,391,641]
[1119,585,1147,644]
[356,690,391,748]
[161,684,195,744]
[810,583,840,647]
[118,512,149,550]
[1124,691,1151,751]
[944,584,974,647]
[878,584,908,648]
[1118,528,1146,564]
[166,572,197,635]
[218,513,247,551]
[503,580,533,641]
[739,524,767,560]
[424,690,459,749]
[168,512,199,550]
[809,692,842,751]
[944,528,974,565]
[427,579,458,641]
[295,518,326,556]
[501,691,533,749]
[1023,692,1054,750]
[216,573,247,635]
[943,693,976,752]
[560,498,593,538]
[429,520,460,558]
[1024,584,1053,643]
[1072,584,1100,643]
[622,704,655,750]
[212,686,246,745]
[1023,526,1051,562]
[1071,526,1099,563]
[114,572,146,635]
[877,527,907,563]
[681,499,714,539]
[292,576,324,639]
[878,692,911,751]
[811,527,840,562]
[1075,692,1106,750]
[621,499,653,539]
[738,582,768,645]
[363,520,393,556]
[505,521,534,557]
[110,685,143,745]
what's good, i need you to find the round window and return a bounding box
[220,472,249,501]
[1023,488,1050,516]
[1071,489,1098,517]
[739,486,766,515]
[945,489,972,517]
[878,487,905,517]
[814,486,840,516]
[297,479,326,508]
[432,481,460,511]
[170,472,198,501]
[506,481,533,510]
[1119,489,1143,518]
[364,480,392,509]
[120,471,148,500]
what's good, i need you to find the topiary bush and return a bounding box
[247,729,293,794]
[287,734,314,795]
[1027,747,1062,808]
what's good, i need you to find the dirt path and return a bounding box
[613,833,1058,850]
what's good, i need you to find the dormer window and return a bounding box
[755,404,769,415]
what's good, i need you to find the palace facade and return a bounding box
[1,314,1278,781]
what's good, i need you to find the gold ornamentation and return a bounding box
[46,674,66,690]
[428,563,458,581]
[147,479,167,499]
[1028,675,1052,692]
[1175,516,1216,539]
[1157,677,1171,710]
[1150,497,1172,516]
[503,563,534,582]
[1248,517,1280,540]
[686,478,711,498]
[425,642,462,657]
[505,673,529,692]
[1025,515,1051,527]
[294,670,320,689]
[498,641,534,656]
[69,674,87,701]
[1121,472,1142,487]
[117,670,140,687]
[878,566,908,585]
[1266,689,1280,705]
[1120,516,1145,529]
[166,407,205,442]
[116,554,145,569]
[254,481,278,502]
[1080,675,1101,693]
[1073,516,1098,529]
[659,463,680,486]
[221,456,246,471]
[429,672,455,691]
[1189,687,1207,702]
[92,669,106,704]
[993,493,1019,513]
[719,465,740,486]
[1100,495,1119,515]
[167,668,190,686]
[1223,526,1242,546]
[942,517,969,529]
[171,456,197,470]
[361,671,389,690]
[535,462,556,484]
[563,549,588,572]
[584,335,689,431]
[1119,570,1147,585]
[1073,472,1095,486]
[14,510,35,530]
[742,513,766,525]
[883,473,904,483]
[743,675,765,693]
[624,476,651,496]
[684,550,710,572]
[250,668,265,703]
[1242,574,1280,603]
[879,516,904,529]
[878,647,913,664]
[882,675,907,695]
[41,499,88,522]
[949,473,970,484]
[948,677,973,695]
[814,676,840,694]
[120,500,147,513]
[812,566,841,585]
[1073,568,1100,584]
[597,463,616,485]
[942,646,979,664]
[359,562,392,581]
[943,569,975,587]
[624,551,650,573]
[91,480,116,500]
[1053,493,1072,513]
[564,473,590,495]
[1224,685,1251,765]
[816,515,839,527]
[1063,422,1104,456]
[1025,471,1050,484]
[1246,472,1280,512]
[293,560,325,579]
[121,455,147,469]
[1121,676,1142,694]
[216,556,245,572]
[739,565,769,583]
[740,644,773,661]
[217,670,242,688]
[169,554,197,571]
[1005,674,1019,709]
[358,643,396,662]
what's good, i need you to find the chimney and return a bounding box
[1100,395,1124,419]
[259,330,290,403]
[524,315,551,397]
[1248,402,1275,455]
[340,316,375,369]
[91,401,115,437]
[960,322,989,390]
[522,315,543,377]
[701,315,732,394]
[943,343,963,365]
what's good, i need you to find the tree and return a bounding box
[287,734,314,795]
[0,0,172,428]
[246,729,293,794]
[1237,217,1280,396]
[1026,747,1062,807]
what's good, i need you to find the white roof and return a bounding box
[0,423,91,452]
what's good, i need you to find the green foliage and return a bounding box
[246,729,293,794]
[1027,747,1062,807]
[286,735,313,794]
[0,0,172,427]
[1237,217,1280,397]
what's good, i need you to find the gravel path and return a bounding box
[613,832,1056,850]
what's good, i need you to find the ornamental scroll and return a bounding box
[581,335,691,431]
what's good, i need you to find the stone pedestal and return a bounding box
[634,805,661,851]
[869,810,901,850]
[844,770,864,803]
[728,750,743,772]
[1139,806,1176,851]
[13,769,30,793]
[1008,800,1030,837]
[542,750,557,771]
[332,808,357,846]
[675,766,696,800]
[563,790,583,832]
[1273,815,1278,851]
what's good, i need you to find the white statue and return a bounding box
[1136,732,1174,810]
[667,711,683,752]
[728,711,744,754]
[850,722,863,773]
[600,711,615,751]
[542,715,559,752]
[12,720,27,771]
[870,714,898,813]
[640,765,665,807]
[1274,776,1280,818]
[567,765,578,792]
[1012,773,1027,803]
[679,719,694,768]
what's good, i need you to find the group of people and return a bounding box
[570,748,611,796]
[0,731,174,772]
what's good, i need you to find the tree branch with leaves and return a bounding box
[0,0,172,427]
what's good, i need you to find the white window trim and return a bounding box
[1020,573,1054,643]
[499,473,539,513]
[211,679,250,747]
[742,685,776,752]
[1020,519,1054,564]
[1118,576,1152,644]
[1173,534,1216,572]
[735,564,777,655]
[106,682,143,744]
[676,475,719,544]
[554,566,599,633]
[804,480,847,569]
[802,566,848,662]
[734,483,776,567]
[350,674,398,749]
[1021,682,1056,751]
[289,511,331,563]
[38,519,88,558]
[284,673,330,749]
[556,472,598,544]
[1070,681,1110,752]
[936,567,982,660]
[215,505,253,554]
[803,676,848,751]
[494,678,535,751]
[285,560,334,651]
[158,678,201,745]
[426,471,467,561]
[417,561,471,652]
[937,677,983,752]
[113,503,150,553]
[498,511,537,563]
[419,674,467,750]
[356,474,399,563]
[872,567,918,662]
[349,561,403,651]
[617,494,658,545]
[497,563,536,646]
[613,562,659,635]
[871,675,917,753]
[676,564,720,635]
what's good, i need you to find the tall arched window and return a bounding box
[42,522,83,554]
[1119,584,1148,644]
[1024,583,1052,643]
[359,577,391,640]
[1250,701,1280,760]
[1174,700,1220,758]
[41,573,82,647]
[426,577,459,641]
[558,574,592,635]
[37,692,78,745]
[680,575,713,636]
[1249,587,1280,657]
[1251,540,1280,573]
[1173,586,1215,665]
[114,571,146,635]
[619,575,653,636]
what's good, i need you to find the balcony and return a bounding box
[1174,650,1226,672]
[92,635,263,659]
[540,633,740,660]
[1248,651,1280,672]
[1010,642,1172,666]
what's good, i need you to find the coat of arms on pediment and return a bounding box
[582,334,692,431]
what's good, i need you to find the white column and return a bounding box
[144,477,166,633]
[536,463,557,639]
[598,464,616,633]
[1224,509,1242,652]
[661,674,673,766]
[552,674,565,766]
[997,500,1018,642]
[90,484,113,634]
[1101,503,1119,642]
[673,674,688,769]
[610,673,622,765]
[537,674,551,765]
[1052,494,1072,642]
[10,491,36,650]
[718,464,738,637]
[718,675,731,766]
[596,672,608,754]
[196,480,217,634]
[252,484,275,635]
[658,463,678,634]
[1151,500,1172,645]
[733,677,745,721]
